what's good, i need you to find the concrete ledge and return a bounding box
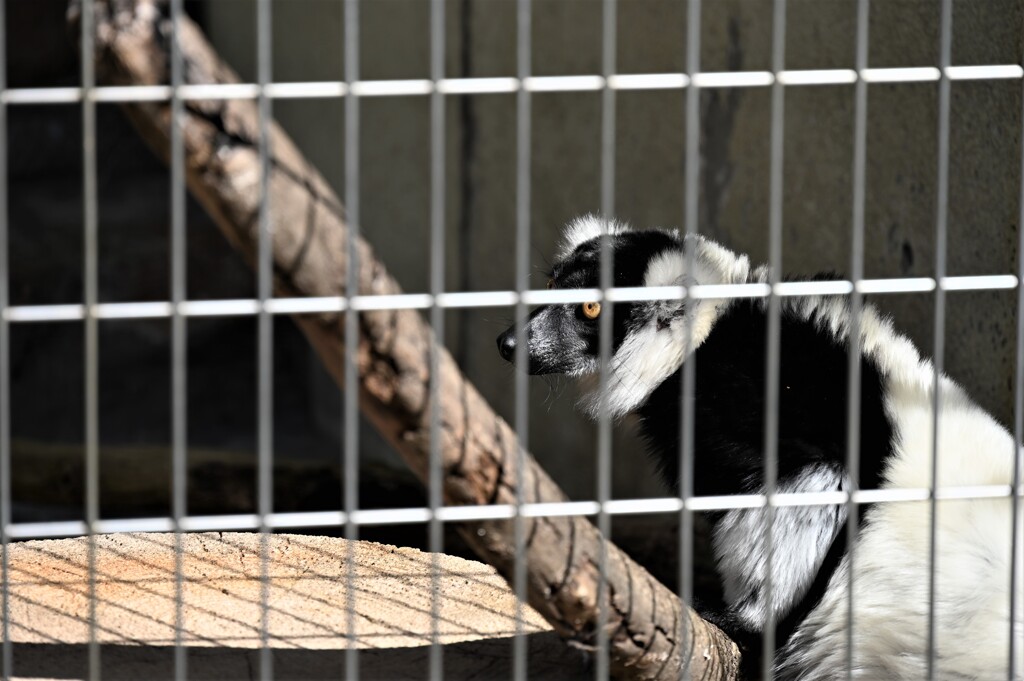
[2,532,589,680]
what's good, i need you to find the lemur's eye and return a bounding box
[581,302,602,320]
[547,278,555,290]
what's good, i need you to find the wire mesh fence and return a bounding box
[1,0,1023,679]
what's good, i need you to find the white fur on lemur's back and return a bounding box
[714,464,849,631]
[575,221,751,417]
[776,294,1021,679]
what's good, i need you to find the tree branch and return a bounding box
[71,1,741,678]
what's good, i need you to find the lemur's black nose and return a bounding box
[497,329,516,362]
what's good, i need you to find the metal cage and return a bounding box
[0,0,1022,679]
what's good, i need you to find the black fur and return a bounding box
[632,297,894,672]
[638,297,893,496]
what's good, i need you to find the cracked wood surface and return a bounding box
[4,533,553,649]
[3,533,588,680]
[73,1,741,678]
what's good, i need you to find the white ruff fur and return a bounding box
[775,294,1022,680]
[578,228,751,417]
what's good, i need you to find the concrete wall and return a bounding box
[198,0,1024,501]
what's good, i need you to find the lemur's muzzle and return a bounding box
[496,307,572,375]
[496,327,517,362]
[497,318,545,372]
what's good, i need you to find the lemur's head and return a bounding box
[496,216,752,417]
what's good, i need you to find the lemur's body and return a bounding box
[497,217,1020,679]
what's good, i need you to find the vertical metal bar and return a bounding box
[845,1,870,678]
[679,2,702,677]
[0,0,9,677]
[762,1,787,678]
[80,0,101,678]
[512,0,532,677]
[927,1,953,677]
[1010,5,1024,675]
[255,0,274,678]
[428,0,446,677]
[169,0,188,679]
[595,0,616,676]
[343,0,361,677]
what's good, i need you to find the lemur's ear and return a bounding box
[643,248,691,288]
[644,236,751,288]
[642,248,699,328]
[641,236,751,328]
[557,214,631,260]
[580,233,750,419]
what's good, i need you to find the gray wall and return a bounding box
[204,0,1024,500]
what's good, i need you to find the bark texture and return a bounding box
[71,2,742,678]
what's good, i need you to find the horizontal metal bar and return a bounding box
[3,275,1017,323]
[95,302,174,319]
[348,293,433,310]
[263,296,347,314]
[523,75,605,92]
[774,280,854,296]
[854,487,930,504]
[265,81,348,98]
[3,87,83,104]
[940,274,1018,291]
[604,497,683,514]
[95,517,175,533]
[349,508,432,525]
[5,304,85,322]
[350,79,434,97]
[776,69,857,85]
[861,67,940,83]
[520,501,601,517]
[521,288,603,304]
[436,77,519,94]
[692,282,773,299]
[857,277,936,293]
[178,83,261,100]
[264,511,347,528]
[179,299,262,317]
[934,484,1013,500]
[685,494,766,511]
[6,520,88,539]
[774,490,848,506]
[3,65,1020,106]
[606,73,690,90]
[5,483,1017,539]
[91,85,173,102]
[433,505,518,522]
[179,514,261,532]
[692,71,775,88]
[434,291,518,308]
[946,64,1024,80]
[603,285,687,302]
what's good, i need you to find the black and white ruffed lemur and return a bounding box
[496,216,1019,680]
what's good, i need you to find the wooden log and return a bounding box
[70,1,741,678]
